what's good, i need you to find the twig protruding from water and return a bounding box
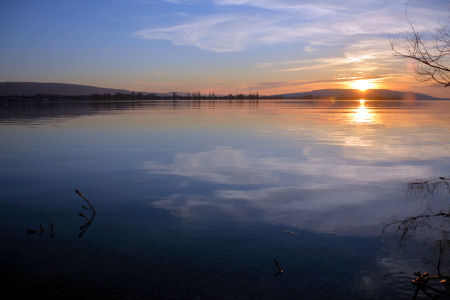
[283,230,299,235]
[75,189,96,214]
[75,189,96,237]
[411,271,450,299]
[26,225,45,235]
[273,259,284,277]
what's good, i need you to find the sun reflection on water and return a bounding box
[353,100,373,123]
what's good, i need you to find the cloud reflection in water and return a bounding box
[142,146,433,236]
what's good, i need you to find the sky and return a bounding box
[1,0,449,97]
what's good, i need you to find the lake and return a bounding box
[1,99,450,299]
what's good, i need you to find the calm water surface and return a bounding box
[1,99,450,299]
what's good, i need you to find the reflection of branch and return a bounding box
[49,222,54,238]
[386,177,450,243]
[382,176,450,298]
[26,223,54,238]
[78,212,92,223]
[406,177,450,206]
[78,215,96,238]
[381,211,450,242]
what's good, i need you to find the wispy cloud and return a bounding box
[133,0,446,53]
[249,75,389,90]
[252,38,398,72]
[246,37,401,90]
[133,14,288,52]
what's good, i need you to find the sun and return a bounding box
[351,80,375,91]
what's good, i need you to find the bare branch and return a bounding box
[391,5,450,87]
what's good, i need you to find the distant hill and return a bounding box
[276,89,441,100]
[0,82,443,100]
[0,82,139,96]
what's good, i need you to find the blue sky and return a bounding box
[1,0,449,97]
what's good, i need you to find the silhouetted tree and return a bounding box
[390,4,450,87]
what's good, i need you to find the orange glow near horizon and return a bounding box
[350,80,376,91]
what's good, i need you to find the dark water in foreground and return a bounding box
[1,99,450,299]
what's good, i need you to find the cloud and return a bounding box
[246,38,401,89]
[215,0,370,13]
[258,38,396,72]
[249,75,389,90]
[215,0,445,20]
[133,14,277,52]
[133,0,446,53]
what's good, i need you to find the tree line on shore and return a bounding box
[0,91,405,102]
[1,91,264,101]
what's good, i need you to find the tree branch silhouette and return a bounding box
[390,2,450,87]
